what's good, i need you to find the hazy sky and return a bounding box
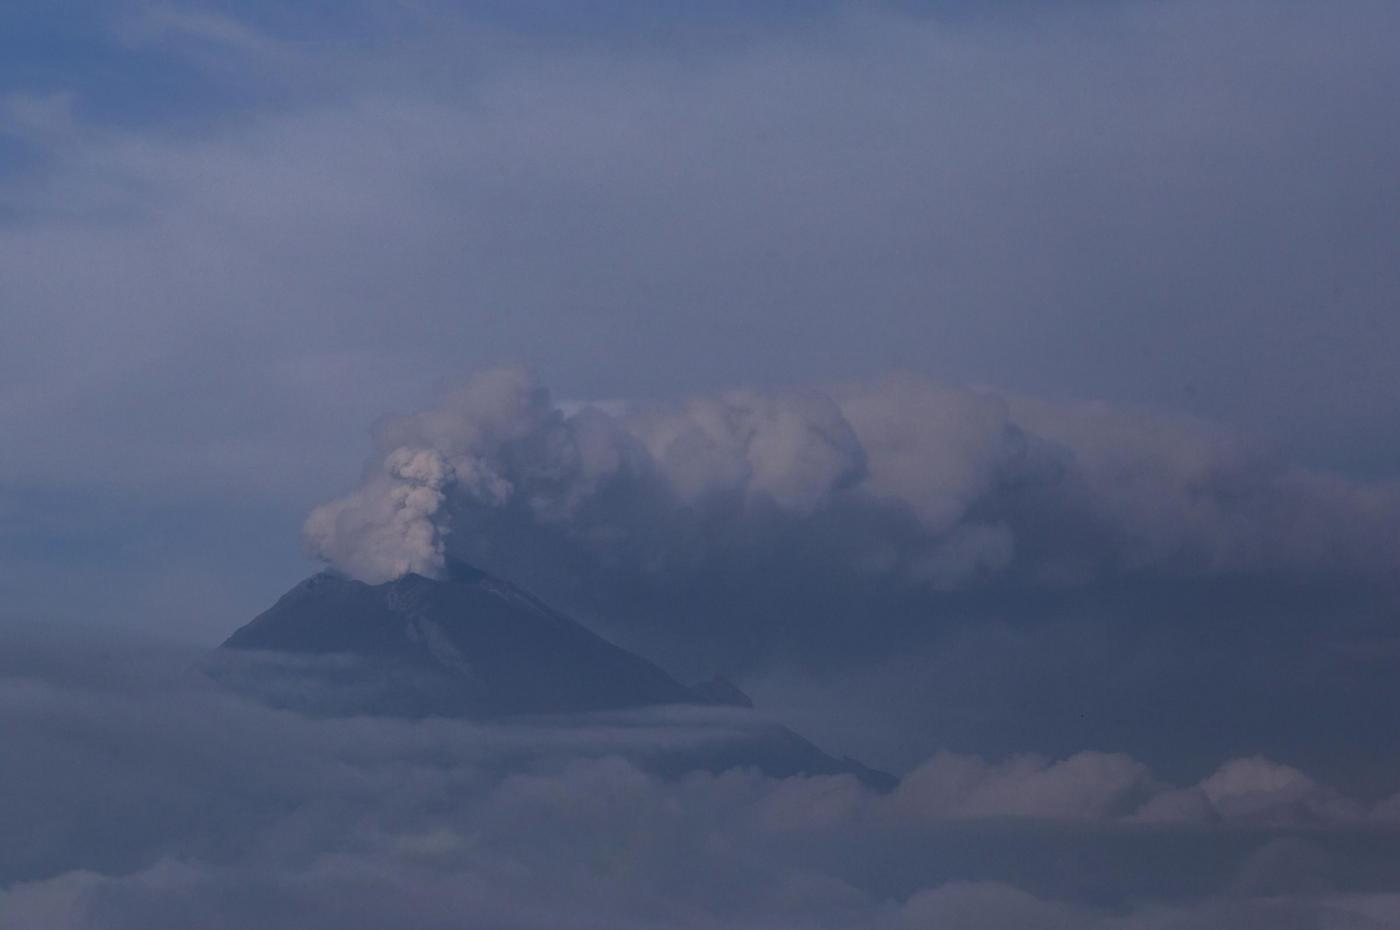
[5,3,1400,927]
[2,0,1398,641]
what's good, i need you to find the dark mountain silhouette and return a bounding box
[690,675,755,709]
[214,562,895,789]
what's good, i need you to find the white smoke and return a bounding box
[302,447,455,583]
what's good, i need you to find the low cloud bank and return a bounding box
[7,629,1400,929]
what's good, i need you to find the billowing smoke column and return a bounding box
[305,367,1400,593]
[302,446,456,582]
[297,366,1399,689]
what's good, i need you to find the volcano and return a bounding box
[213,562,895,789]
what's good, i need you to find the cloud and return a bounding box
[3,0,1400,640]
[891,751,1156,822]
[4,5,1400,923]
[1199,758,1367,826]
[301,369,1400,668]
[302,447,456,583]
[896,883,1089,930]
[7,627,1400,929]
[4,0,1400,503]
[293,369,1400,789]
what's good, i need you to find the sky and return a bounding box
[3,1,1400,927]
[2,0,1398,635]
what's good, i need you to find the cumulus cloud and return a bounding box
[8,628,1400,929]
[891,751,1157,822]
[1198,757,1368,826]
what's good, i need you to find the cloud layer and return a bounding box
[8,627,1400,929]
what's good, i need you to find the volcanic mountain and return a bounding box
[214,562,894,788]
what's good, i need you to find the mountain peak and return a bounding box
[222,563,696,716]
[214,563,896,789]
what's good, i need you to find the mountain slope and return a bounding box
[214,563,895,789]
[223,565,696,716]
